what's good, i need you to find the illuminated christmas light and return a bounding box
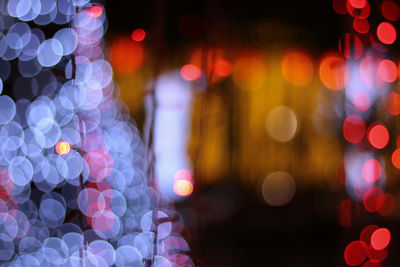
[55,141,71,155]
[214,59,233,77]
[173,179,194,197]
[319,53,349,91]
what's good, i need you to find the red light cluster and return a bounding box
[344,226,390,266]
[334,2,397,266]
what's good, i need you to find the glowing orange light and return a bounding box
[377,22,397,45]
[88,5,103,18]
[387,92,400,115]
[131,29,146,42]
[348,0,366,9]
[391,148,400,168]
[281,50,313,87]
[180,64,202,81]
[214,59,233,77]
[319,53,349,91]
[378,59,397,82]
[190,48,231,83]
[344,241,368,266]
[343,115,366,144]
[367,123,389,149]
[233,51,267,91]
[362,159,381,183]
[353,92,370,111]
[190,48,223,74]
[371,228,391,250]
[110,37,144,75]
[381,1,400,22]
[56,141,71,155]
[173,180,193,197]
[353,18,370,34]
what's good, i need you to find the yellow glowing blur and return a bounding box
[173,180,194,197]
[282,50,314,87]
[319,53,349,91]
[262,171,296,206]
[56,141,71,156]
[233,53,267,91]
[265,105,297,142]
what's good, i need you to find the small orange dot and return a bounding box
[214,59,233,77]
[391,148,400,168]
[56,141,71,155]
[173,180,193,197]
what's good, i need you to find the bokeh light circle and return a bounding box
[367,123,389,149]
[377,22,397,45]
[37,39,63,67]
[265,106,297,142]
[371,228,391,250]
[281,50,313,87]
[344,241,367,266]
[262,171,295,206]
